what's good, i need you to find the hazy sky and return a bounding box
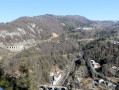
[0,0,119,22]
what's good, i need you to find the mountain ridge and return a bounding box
[0,14,119,51]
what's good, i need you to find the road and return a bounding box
[61,59,76,86]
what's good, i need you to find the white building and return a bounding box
[83,27,93,30]
[52,71,61,85]
[91,60,101,70]
[99,79,104,84]
[91,60,96,64]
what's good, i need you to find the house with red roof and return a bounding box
[93,63,101,69]
[91,60,101,70]
[52,71,61,85]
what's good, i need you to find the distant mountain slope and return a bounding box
[0,14,119,48]
[0,15,91,47]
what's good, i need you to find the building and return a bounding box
[52,71,61,85]
[91,60,95,64]
[91,60,101,70]
[83,27,93,30]
[92,63,101,70]
[99,79,104,84]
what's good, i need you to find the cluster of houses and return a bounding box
[91,60,101,70]
[113,41,119,44]
[94,79,115,88]
[91,60,118,88]
[50,71,62,85]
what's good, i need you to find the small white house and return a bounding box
[93,63,101,69]
[99,79,113,87]
[99,79,104,84]
[91,60,101,70]
[91,60,95,64]
[104,81,113,87]
[52,71,61,85]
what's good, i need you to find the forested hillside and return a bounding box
[83,37,119,77]
[1,38,80,89]
[0,15,119,89]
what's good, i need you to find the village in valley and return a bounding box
[39,51,119,90]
